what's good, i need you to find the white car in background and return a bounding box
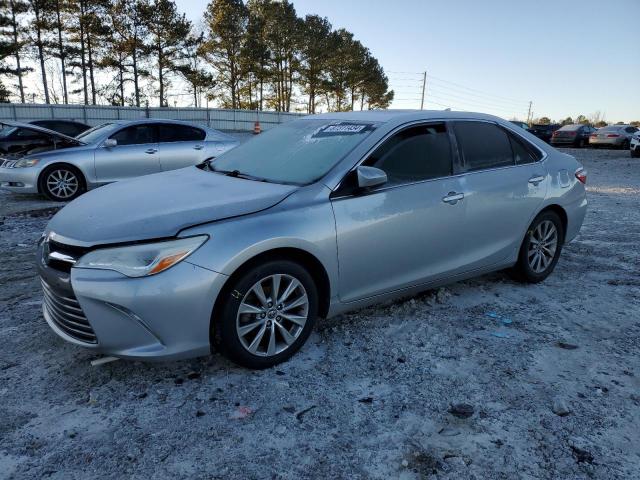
[631,130,640,158]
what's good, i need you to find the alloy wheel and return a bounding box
[527,220,558,273]
[236,274,309,357]
[46,169,79,200]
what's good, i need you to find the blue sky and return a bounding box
[177,0,640,122]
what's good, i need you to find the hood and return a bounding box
[47,167,298,245]
[0,121,85,158]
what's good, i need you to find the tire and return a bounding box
[509,211,564,283]
[621,139,630,150]
[631,148,640,158]
[213,260,318,369]
[577,138,586,148]
[39,164,86,201]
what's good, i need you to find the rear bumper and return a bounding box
[0,167,39,193]
[550,138,578,146]
[37,241,229,361]
[589,137,623,147]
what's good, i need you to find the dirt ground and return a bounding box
[1,147,638,479]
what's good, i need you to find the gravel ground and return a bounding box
[1,147,639,479]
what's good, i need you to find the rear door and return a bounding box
[451,121,547,270]
[331,122,468,302]
[157,124,207,171]
[94,124,161,183]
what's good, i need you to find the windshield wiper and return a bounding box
[211,167,268,182]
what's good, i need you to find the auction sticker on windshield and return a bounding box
[313,122,374,138]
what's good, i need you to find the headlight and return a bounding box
[75,235,208,277]
[13,158,40,168]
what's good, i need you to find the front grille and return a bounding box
[41,279,97,344]
[46,240,90,273]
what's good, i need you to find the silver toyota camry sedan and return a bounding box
[0,119,239,201]
[37,110,587,368]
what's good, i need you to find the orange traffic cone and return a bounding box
[253,121,261,134]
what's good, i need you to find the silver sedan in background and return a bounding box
[589,124,638,149]
[38,110,587,368]
[0,119,239,201]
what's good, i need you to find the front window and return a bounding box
[211,119,378,185]
[364,123,452,185]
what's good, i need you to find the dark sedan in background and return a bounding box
[0,121,82,156]
[550,124,596,148]
[528,123,561,143]
[30,119,90,137]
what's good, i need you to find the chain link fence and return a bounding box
[0,104,304,132]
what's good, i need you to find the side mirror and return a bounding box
[356,165,387,189]
[103,138,117,148]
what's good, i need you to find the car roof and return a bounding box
[30,119,88,126]
[304,109,509,124]
[0,119,81,142]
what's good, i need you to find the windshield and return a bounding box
[0,126,18,139]
[76,122,119,143]
[211,119,378,185]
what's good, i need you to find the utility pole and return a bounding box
[526,101,532,125]
[420,71,427,110]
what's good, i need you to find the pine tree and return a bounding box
[175,30,214,107]
[143,0,191,107]
[202,0,247,109]
[28,0,51,103]
[0,0,31,102]
[100,0,151,106]
[298,14,331,114]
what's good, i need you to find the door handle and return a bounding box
[193,145,204,150]
[442,192,464,205]
[528,175,545,185]
[145,148,157,154]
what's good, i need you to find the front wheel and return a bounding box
[510,211,564,283]
[213,260,318,369]
[39,165,86,201]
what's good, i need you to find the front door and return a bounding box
[95,124,161,183]
[331,122,468,303]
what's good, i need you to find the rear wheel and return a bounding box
[213,260,318,369]
[510,211,564,283]
[631,147,640,158]
[39,165,86,201]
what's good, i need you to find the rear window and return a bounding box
[454,121,514,172]
[600,126,621,131]
[158,124,206,142]
[558,125,581,131]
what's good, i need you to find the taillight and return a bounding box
[590,134,597,137]
[606,134,620,138]
[575,168,587,184]
[552,131,559,136]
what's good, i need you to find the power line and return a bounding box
[425,81,528,109]
[426,74,528,105]
[387,70,530,108]
[426,89,528,113]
